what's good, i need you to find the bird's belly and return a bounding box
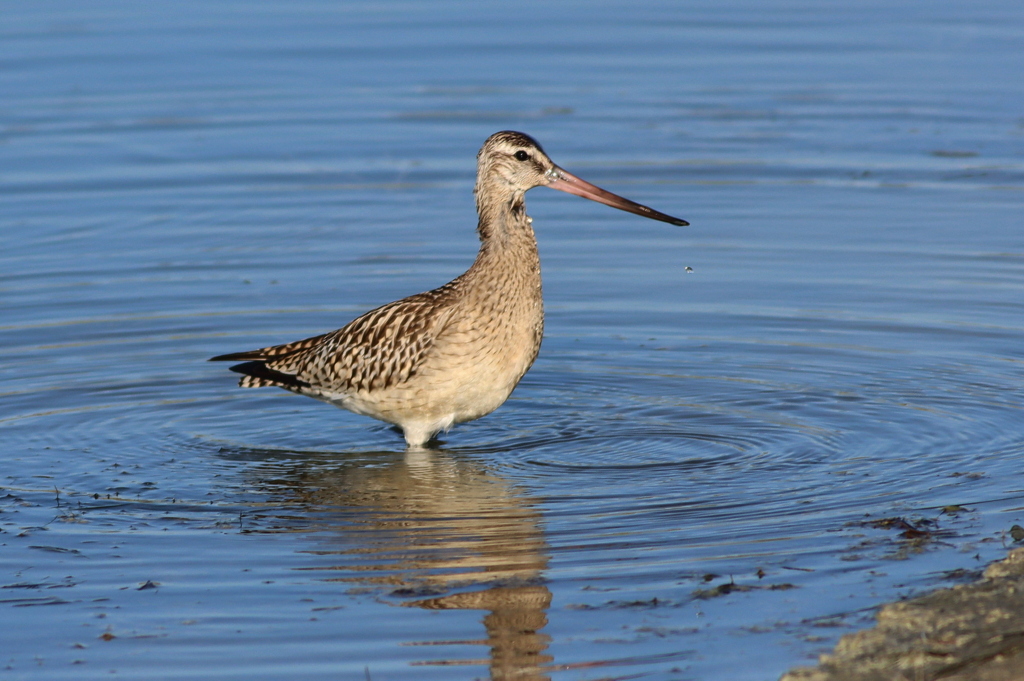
[323,321,539,428]
[425,316,541,422]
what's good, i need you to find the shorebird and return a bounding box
[211,131,687,447]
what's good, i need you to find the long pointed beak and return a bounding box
[546,167,688,226]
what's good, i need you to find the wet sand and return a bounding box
[783,547,1024,681]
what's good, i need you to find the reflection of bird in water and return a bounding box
[211,131,687,447]
[249,447,552,680]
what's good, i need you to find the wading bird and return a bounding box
[211,131,687,446]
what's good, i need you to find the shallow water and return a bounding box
[3,1,1024,679]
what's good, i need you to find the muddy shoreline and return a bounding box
[782,547,1024,681]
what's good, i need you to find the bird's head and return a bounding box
[476,131,688,226]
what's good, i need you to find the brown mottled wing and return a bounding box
[300,292,456,393]
[213,288,457,394]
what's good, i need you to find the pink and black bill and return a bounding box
[546,167,688,226]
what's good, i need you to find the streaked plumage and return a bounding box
[211,131,687,447]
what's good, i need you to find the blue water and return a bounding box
[3,1,1024,679]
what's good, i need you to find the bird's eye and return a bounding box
[514,150,530,161]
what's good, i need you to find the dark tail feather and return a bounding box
[228,362,311,390]
[210,351,266,362]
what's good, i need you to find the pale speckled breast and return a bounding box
[427,279,544,423]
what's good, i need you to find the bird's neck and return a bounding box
[475,174,527,231]
[468,181,541,286]
[473,178,538,249]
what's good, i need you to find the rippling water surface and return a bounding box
[3,1,1024,679]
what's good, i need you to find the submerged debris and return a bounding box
[692,581,795,600]
[862,516,934,538]
[940,505,969,515]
